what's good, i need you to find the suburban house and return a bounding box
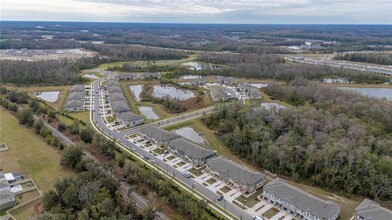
[116,73,137,80]
[64,99,84,112]
[116,112,144,127]
[0,191,15,210]
[209,86,238,101]
[262,178,341,220]
[64,85,85,112]
[3,172,23,183]
[107,85,123,93]
[68,85,85,93]
[139,125,179,146]
[205,156,266,193]
[111,100,131,115]
[353,199,392,220]
[189,78,206,87]
[139,72,161,79]
[167,138,216,167]
[108,92,127,102]
[215,77,235,86]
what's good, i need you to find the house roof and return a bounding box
[108,92,126,101]
[107,85,123,93]
[106,80,120,87]
[67,92,85,100]
[69,85,84,92]
[355,199,392,220]
[111,101,130,112]
[116,73,137,79]
[0,190,15,205]
[0,179,10,189]
[64,99,84,108]
[263,178,340,219]
[206,156,265,186]
[168,138,215,160]
[139,125,179,143]
[117,112,143,123]
[140,72,160,78]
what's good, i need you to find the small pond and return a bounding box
[250,83,268,88]
[129,85,143,102]
[179,75,203,79]
[338,87,392,101]
[83,74,99,79]
[182,62,219,71]
[139,106,160,120]
[172,126,206,144]
[152,85,195,100]
[34,91,60,102]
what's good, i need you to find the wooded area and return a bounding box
[204,79,392,201]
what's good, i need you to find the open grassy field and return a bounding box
[5,85,70,111]
[0,109,75,218]
[68,112,91,125]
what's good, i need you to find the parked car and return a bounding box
[144,156,150,160]
[217,195,224,201]
[252,216,263,220]
[183,171,191,178]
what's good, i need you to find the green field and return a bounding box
[0,109,75,218]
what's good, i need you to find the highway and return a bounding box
[90,78,252,220]
[286,55,392,76]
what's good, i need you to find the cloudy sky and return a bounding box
[2,0,391,24]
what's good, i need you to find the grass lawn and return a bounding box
[235,187,264,208]
[220,186,232,193]
[9,199,42,220]
[68,112,90,125]
[188,167,205,177]
[262,207,280,219]
[144,143,153,147]
[152,148,165,155]
[166,155,175,161]
[0,109,75,218]
[176,161,186,167]
[137,139,145,143]
[207,178,217,185]
[105,116,116,123]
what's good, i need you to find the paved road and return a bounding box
[91,79,252,220]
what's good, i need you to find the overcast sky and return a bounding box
[2,0,392,24]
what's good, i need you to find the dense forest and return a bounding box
[196,53,390,84]
[334,53,392,65]
[204,79,392,201]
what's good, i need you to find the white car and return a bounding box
[183,171,191,178]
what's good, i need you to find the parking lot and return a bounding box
[125,134,296,220]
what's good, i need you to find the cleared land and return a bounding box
[0,109,75,218]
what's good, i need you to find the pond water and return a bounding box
[139,106,160,120]
[338,87,392,101]
[260,103,287,111]
[34,91,60,102]
[172,126,206,144]
[83,74,99,79]
[179,75,203,79]
[250,83,268,88]
[182,62,219,71]
[129,85,143,102]
[152,85,195,100]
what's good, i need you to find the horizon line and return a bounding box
[1,20,391,26]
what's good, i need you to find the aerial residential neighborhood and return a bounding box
[1,1,392,220]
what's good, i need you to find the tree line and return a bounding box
[334,53,392,65]
[203,80,392,201]
[196,52,390,84]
